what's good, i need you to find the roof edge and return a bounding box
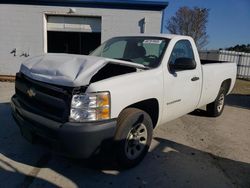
[1,0,169,11]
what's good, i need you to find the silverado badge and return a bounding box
[27,88,36,97]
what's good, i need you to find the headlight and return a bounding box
[69,91,110,122]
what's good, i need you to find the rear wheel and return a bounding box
[206,87,226,117]
[114,108,153,169]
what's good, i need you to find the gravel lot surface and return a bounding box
[0,82,249,188]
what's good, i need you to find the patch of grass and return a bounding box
[232,79,250,95]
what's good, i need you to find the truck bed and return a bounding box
[198,61,237,108]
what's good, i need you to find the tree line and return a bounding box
[224,44,250,53]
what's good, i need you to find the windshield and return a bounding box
[91,37,169,68]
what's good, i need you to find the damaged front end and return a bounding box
[20,53,146,87]
[15,53,145,122]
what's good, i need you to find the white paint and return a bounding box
[161,35,202,122]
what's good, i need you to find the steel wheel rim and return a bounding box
[125,123,148,160]
[217,93,225,112]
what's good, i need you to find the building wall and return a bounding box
[0,4,162,75]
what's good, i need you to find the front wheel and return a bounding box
[206,87,226,117]
[114,108,153,169]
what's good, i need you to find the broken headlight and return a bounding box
[69,92,110,122]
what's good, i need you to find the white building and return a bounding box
[0,0,168,75]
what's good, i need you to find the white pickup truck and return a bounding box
[11,34,236,168]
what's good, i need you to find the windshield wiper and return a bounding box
[115,58,134,62]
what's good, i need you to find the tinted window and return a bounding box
[169,40,194,65]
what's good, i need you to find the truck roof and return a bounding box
[113,34,193,40]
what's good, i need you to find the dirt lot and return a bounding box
[0,81,249,188]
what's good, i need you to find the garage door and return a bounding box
[47,16,101,32]
[47,16,101,55]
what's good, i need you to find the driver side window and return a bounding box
[169,40,194,65]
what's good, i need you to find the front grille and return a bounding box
[15,73,86,122]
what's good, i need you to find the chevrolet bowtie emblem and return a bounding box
[27,88,36,97]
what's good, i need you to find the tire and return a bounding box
[206,86,226,117]
[114,108,153,169]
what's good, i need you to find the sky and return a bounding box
[161,0,250,49]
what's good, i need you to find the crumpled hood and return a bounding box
[20,53,145,87]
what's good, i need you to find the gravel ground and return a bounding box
[0,82,250,188]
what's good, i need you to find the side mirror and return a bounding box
[170,58,196,71]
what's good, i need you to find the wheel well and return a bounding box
[221,79,232,94]
[126,98,159,129]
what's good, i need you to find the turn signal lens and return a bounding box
[97,107,110,120]
[97,93,110,107]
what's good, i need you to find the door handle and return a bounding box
[191,76,199,81]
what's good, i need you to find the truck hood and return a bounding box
[20,53,145,87]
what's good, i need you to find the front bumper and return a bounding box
[11,95,117,158]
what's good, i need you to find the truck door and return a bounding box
[163,39,202,122]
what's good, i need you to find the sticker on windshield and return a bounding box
[143,40,162,44]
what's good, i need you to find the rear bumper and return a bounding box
[11,95,117,158]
